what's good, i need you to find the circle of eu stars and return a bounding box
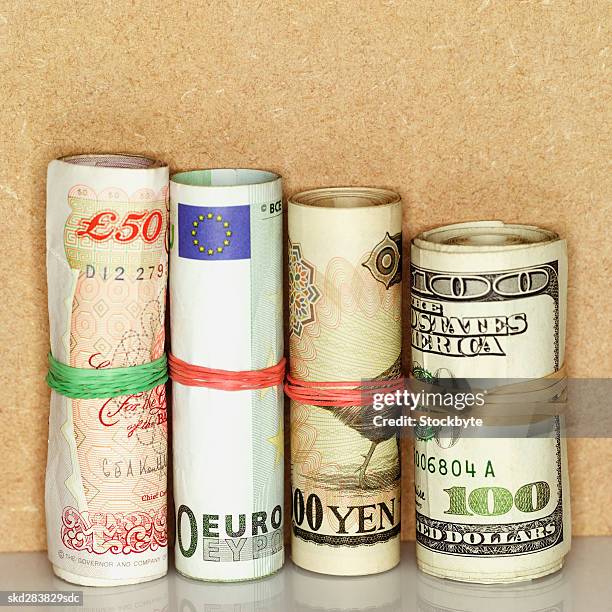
[191,213,232,256]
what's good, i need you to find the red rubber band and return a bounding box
[285,373,404,407]
[169,354,286,391]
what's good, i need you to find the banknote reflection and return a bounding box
[289,561,402,612]
[413,567,571,612]
[173,566,285,611]
[51,572,169,612]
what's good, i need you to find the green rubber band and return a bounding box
[46,352,168,399]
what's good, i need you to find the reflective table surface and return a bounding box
[0,539,610,611]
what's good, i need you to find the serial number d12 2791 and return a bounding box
[83,263,165,282]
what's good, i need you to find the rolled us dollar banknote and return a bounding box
[288,187,402,576]
[45,154,169,586]
[170,169,284,581]
[411,220,571,583]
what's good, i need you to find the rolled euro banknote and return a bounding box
[411,221,571,583]
[288,187,403,576]
[170,169,284,581]
[45,154,169,586]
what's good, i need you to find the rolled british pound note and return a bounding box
[45,154,169,586]
[288,187,402,576]
[411,221,571,583]
[170,169,284,581]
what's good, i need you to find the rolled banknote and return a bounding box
[411,221,571,583]
[170,169,284,581]
[45,154,169,586]
[288,187,402,576]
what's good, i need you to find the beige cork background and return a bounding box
[0,1,610,552]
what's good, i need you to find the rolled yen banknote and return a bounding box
[170,169,284,581]
[411,220,571,583]
[288,187,403,576]
[45,154,169,586]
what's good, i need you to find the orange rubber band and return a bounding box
[285,373,404,407]
[169,354,286,391]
